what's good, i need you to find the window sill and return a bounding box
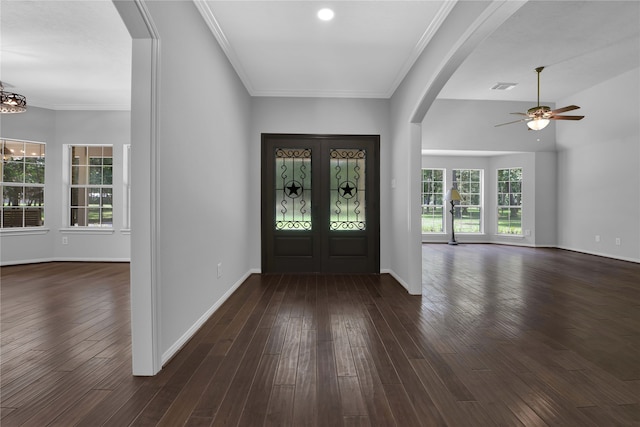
[495,234,524,239]
[0,227,50,236]
[60,227,115,235]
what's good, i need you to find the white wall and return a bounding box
[420,96,566,248]
[0,107,131,265]
[422,99,557,152]
[534,151,557,247]
[142,0,253,362]
[557,67,640,262]
[388,0,525,294]
[421,152,553,247]
[250,97,391,271]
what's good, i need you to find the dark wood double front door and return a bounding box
[261,134,380,273]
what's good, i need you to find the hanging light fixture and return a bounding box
[527,117,550,131]
[0,82,27,113]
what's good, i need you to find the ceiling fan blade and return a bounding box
[494,118,530,127]
[550,115,584,120]
[551,105,580,114]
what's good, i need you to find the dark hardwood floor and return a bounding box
[1,245,638,426]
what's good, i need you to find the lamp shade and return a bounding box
[527,118,549,130]
[445,188,461,201]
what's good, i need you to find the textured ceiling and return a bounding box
[438,1,640,103]
[1,1,638,110]
[1,0,131,110]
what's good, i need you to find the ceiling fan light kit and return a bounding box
[0,82,27,114]
[495,66,584,130]
[527,118,550,131]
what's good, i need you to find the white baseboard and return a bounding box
[556,245,640,264]
[421,241,639,263]
[382,269,414,294]
[0,257,55,266]
[161,269,254,366]
[0,257,130,266]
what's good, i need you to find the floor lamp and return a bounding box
[445,187,461,245]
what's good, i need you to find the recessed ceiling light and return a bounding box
[317,8,334,21]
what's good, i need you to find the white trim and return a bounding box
[386,0,458,98]
[1,258,54,266]
[59,227,115,235]
[556,245,640,264]
[63,144,114,228]
[193,0,256,95]
[48,257,130,263]
[410,0,527,123]
[123,144,131,229]
[161,270,253,366]
[0,257,130,267]
[0,227,49,236]
[383,269,419,295]
[137,0,162,376]
[194,1,457,100]
[494,233,524,239]
[29,102,131,111]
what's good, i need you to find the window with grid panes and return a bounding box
[452,169,482,233]
[497,167,522,235]
[1,139,46,228]
[421,169,445,232]
[69,145,113,227]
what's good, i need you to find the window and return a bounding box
[452,169,482,233]
[1,139,46,228]
[421,168,444,232]
[69,145,113,227]
[497,167,522,235]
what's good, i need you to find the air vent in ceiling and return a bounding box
[491,82,518,90]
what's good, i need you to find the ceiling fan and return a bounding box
[495,66,584,130]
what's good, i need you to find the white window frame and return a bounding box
[421,168,446,233]
[63,144,114,229]
[497,167,523,236]
[1,138,46,230]
[452,168,483,234]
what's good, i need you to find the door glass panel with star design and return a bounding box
[274,147,312,230]
[329,148,366,231]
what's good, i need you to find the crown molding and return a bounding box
[27,101,131,111]
[385,0,458,98]
[250,88,390,99]
[193,0,256,95]
[195,0,459,99]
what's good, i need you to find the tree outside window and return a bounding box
[421,169,444,233]
[1,139,45,228]
[69,145,113,227]
[497,167,522,235]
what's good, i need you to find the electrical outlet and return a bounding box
[62,236,69,245]
[217,262,222,278]
[595,235,600,243]
[524,229,531,236]
[615,238,621,246]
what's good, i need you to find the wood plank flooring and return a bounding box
[1,245,639,426]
